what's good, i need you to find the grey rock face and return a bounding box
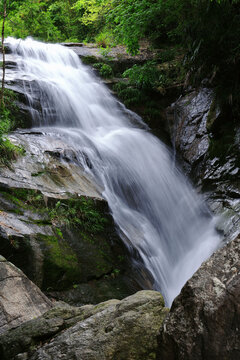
[0,258,52,335]
[170,88,213,167]
[0,130,102,200]
[168,88,240,240]
[30,290,167,360]
[0,290,168,360]
[0,130,139,304]
[157,236,240,360]
[0,302,93,359]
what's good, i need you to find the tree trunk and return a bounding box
[0,0,7,107]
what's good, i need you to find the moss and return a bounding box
[39,233,81,290]
[208,135,235,160]
[1,188,45,209]
[0,186,128,291]
[31,171,46,177]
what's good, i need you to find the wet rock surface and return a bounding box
[168,88,240,240]
[0,130,102,200]
[0,290,168,360]
[157,235,240,360]
[0,257,52,335]
[0,130,138,304]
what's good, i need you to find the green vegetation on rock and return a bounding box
[0,89,25,165]
[1,187,109,232]
[0,186,128,292]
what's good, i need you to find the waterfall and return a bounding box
[6,37,221,306]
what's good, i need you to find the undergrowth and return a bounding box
[0,89,25,165]
[2,188,108,234]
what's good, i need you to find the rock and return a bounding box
[0,302,93,360]
[0,129,102,286]
[0,186,137,302]
[0,258,52,335]
[46,274,140,307]
[0,187,137,301]
[157,236,240,360]
[64,43,156,68]
[168,88,240,240]
[0,130,139,303]
[0,130,102,200]
[61,43,84,47]
[0,290,168,360]
[168,88,213,169]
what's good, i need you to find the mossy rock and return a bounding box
[0,186,131,294]
[38,226,119,291]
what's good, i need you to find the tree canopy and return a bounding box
[0,0,239,118]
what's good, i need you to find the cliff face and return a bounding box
[167,88,240,241]
[156,88,240,360]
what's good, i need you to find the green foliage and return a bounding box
[98,46,113,60]
[2,186,109,234]
[123,61,165,90]
[158,47,178,63]
[95,31,116,48]
[113,82,142,107]
[72,0,110,41]
[3,0,62,41]
[0,0,238,121]
[0,90,25,165]
[106,0,165,54]
[48,198,109,233]
[180,0,240,118]
[2,188,45,208]
[93,62,113,78]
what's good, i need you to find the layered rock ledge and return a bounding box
[0,130,138,305]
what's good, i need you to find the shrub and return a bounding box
[93,63,113,78]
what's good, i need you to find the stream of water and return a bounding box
[6,37,221,306]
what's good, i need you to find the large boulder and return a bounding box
[157,236,240,360]
[0,290,168,360]
[0,256,52,335]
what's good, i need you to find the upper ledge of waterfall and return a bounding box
[61,42,156,65]
[0,130,103,201]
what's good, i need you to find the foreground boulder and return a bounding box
[0,290,168,360]
[157,236,240,360]
[0,256,52,335]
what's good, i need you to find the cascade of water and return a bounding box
[6,37,221,306]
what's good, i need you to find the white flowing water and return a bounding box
[6,37,221,306]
